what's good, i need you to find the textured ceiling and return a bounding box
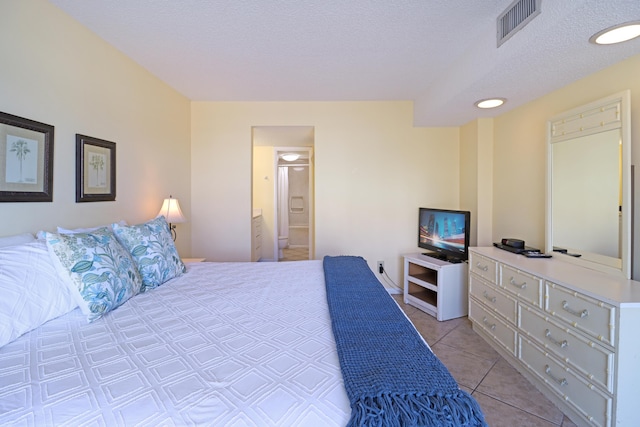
[49,0,640,126]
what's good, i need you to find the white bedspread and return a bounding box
[0,261,351,426]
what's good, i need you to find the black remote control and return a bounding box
[523,252,552,258]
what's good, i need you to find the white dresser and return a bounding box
[468,247,640,427]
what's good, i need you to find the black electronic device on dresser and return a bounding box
[493,237,550,257]
[501,238,524,249]
[418,207,470,263]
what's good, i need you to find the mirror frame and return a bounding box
[546,90,631,278]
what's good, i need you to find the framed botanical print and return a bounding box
[76,134,116,202]
[0,111,54,202]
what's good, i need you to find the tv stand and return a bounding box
[403,253,468,321]
[421,252,463,263]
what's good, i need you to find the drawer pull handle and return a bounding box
[509,277,527,289]
[476,263,488,272]
[561,301,588,318]
[544,365,568,387]
[483,291,497,303]
[545,329,568,348]
[482,317,496,331]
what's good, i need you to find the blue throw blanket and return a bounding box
[323,256,487,427]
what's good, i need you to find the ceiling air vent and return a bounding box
[497,0,541,47]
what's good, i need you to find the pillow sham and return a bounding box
[45,228,143,322]
[0,232,35,248]
[0,240,77,348]
[112,216,186,290]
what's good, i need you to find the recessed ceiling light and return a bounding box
[590,21,640,45]
[474,98,506,109]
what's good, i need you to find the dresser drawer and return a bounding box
[251,217,262,262]
[252,217,262,236]
[519,305,614,393]
[519,336,612,427]
[500,265,543,308]
[469,298,517,356]
[469,275,517,324]
[469,252,498,283]
[545,282,615,347]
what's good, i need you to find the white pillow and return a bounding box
[56,220,128,234]
[0,240,77,348]
[0,233,35,248]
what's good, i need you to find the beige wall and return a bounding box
[490,53,640,278]
[252,145,275,260]
[191,101,460,289]
[460,118,494,248]
[0,1,192,255]
[460,121,478,247]
[8,2,639,282]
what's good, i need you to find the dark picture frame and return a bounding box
[0,111,54,202]
[76,134,116,202]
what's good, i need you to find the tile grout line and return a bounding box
[399,302,570,426]
[471,358,500,393]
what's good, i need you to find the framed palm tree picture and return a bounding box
[0,111,54,202]
[76,134,116,202]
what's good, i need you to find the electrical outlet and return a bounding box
[377,261,384,274]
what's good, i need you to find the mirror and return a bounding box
[546,90,632,278]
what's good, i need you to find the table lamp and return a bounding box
[157,195,186,241]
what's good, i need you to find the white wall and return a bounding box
[0,1,192,255]
[191,101,460,289]
[490,53,640,278]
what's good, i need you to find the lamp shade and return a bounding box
[156,196,187,224]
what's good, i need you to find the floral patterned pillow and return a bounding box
[45,228,143,322]
[112,216,186,291]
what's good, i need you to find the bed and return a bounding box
[0,221,486,426]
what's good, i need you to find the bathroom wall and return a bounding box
[287,165,309,246]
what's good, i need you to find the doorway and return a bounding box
[252,127,314,262]
[275,147,313,261]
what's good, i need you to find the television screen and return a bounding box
[418,208,470,262]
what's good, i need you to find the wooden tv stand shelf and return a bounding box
[403,253,468,321]
[468,246,640,427]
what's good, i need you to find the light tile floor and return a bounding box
[392,295,581,427]
[281,247,309,261]
[281,254,579,425]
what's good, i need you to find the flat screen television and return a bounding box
[418,207,470,263]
